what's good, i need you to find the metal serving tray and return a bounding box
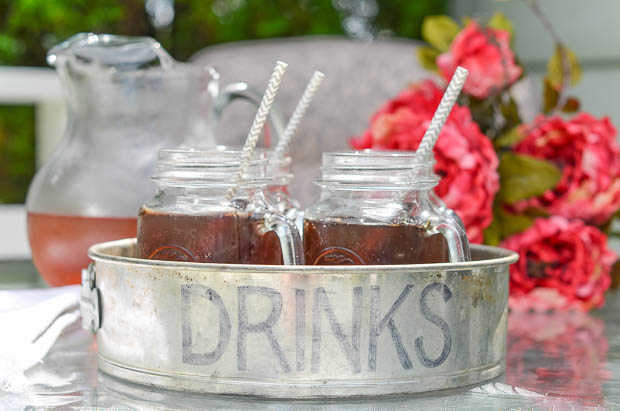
[82,238,517,398]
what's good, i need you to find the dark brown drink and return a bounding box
[137,208,283,265]
[303,220,450,265]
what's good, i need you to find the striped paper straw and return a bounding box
[416,66,469,159]
[228,61,288,200]
[275,70,325,155]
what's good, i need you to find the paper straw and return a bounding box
[228,61,288,200]
[416,66,469,159]
[275,70,325,155]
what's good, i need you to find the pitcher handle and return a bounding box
[211,82,286,147]
[265,212,304,265]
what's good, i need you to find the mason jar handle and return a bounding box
[265,212,304,265]
[211,82,286,147]
[434,219,471,263]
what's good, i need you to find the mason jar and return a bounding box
[303,151,470,265]
[137,149,303,265]
[211,146,302,232]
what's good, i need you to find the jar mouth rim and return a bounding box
[324,149,432,159]
[315,180,439,190]
[212,145,292,165]
[319,150,439,188]
[328,150,421,156]
[155,148,293,183]
[151,177,274,188]
[155,149,271,186]
[158,148,268,167]
[321,150,435,170]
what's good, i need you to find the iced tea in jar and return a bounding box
[137,149,303,265]
[303,152,470,265]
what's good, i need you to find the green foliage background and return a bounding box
[0,106,34,203]
[0,0,444,203]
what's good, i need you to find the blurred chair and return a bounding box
[191,36,428,206]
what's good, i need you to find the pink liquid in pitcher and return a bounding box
[27,213,137,286]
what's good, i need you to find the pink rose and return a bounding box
[513,114,620,224]
[437,21,522,98]
[502,216,616,311]
[350,80,499,243]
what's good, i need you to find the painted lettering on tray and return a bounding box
[180,282,453,372]
[181,284,230,366]
[368,284,414,371]
[311,287,362,373]
[237,286,291,373]
[295,288,305,372]
[415,283,453,368]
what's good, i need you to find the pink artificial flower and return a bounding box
[350,79,499,243]
[502,216,617,311]
[513,113,620,224]
[437,21,522,98]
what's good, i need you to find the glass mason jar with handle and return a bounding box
[303,151,470,265]
[137,149,303,265]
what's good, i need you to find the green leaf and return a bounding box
[498,153,562,204]
[499,210,534,238]
[421,15,460,52]
[484,205,535,245]
[521,207,550,219]
[494,126,524,149]
[256,18,290,37]
[499,93,522,130]
[561,97,581,113]
[483,217,501,246]
[0,34,25,63]
[487,12,513,36]
[547,45,582,90]
[416,46,440,72]
[543,76,559,113]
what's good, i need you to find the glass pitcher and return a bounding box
[25,33,246,286]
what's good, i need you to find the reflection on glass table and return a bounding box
[1,279,619,409]
[507,310,612,408]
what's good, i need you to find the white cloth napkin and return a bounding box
[0,285,81,392]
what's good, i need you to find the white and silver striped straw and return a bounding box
[416,66,468,159]
[275,70,325,156]
[228,60,288,200]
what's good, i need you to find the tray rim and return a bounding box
[89,238,519,274]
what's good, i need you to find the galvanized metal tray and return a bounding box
[82,238,517,398]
